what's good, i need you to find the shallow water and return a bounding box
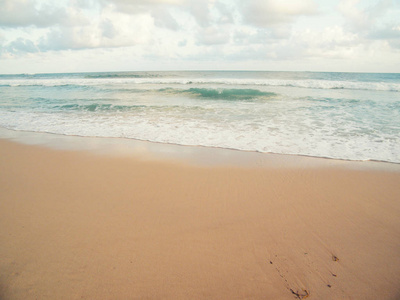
[0,71,399,163]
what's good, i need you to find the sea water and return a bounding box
[0,71,399,163]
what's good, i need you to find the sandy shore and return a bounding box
[1,138,400,300]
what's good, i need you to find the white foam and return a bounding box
[0,101,399,163]
[1,77,399,92]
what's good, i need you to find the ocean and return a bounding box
[0,71,399,163]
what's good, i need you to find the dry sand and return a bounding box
[1,138,400,299]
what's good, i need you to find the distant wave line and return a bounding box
[1,78,399,92]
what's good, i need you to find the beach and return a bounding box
[1,136,400,299]
[2,0,400,297]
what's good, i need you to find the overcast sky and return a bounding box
[0,0,399,74]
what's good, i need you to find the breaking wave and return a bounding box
[1,76,399,92]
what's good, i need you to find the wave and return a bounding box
[1,77,399,92]
[162,88,276,100]
[52,88,275,112]
[0,81,97,88]
[174,78,400,92]
[84,72,164,79]
[54,103,147,112]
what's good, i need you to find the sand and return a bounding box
[1,138,400,300]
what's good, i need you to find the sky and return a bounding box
[0,0,399,74]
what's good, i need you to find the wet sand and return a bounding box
[1,138,400,299]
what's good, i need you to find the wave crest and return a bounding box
[1,77,399,92]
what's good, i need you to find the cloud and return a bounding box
[0,0,399,73]
[388,39,400,49]
[337,0,400,50]
[338,0,394,32]
[103,0,185,13]
[38,27,94,51]
[6,37,38,53]
[240,0,318,27]
[103,0,232,28]
[295,26,361,59]
[36,11,155,51]
[100,19,117,39]
[213,1,235,24]
[0,0,67,28]
[101,0,186,22]
[233,28,266,45]
[369,25,400,40]
[196,26,231,45]
[0,0,161,53]
[184,0,213,27]
[151,8,180,30]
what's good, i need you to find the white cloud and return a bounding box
[184,0,213,27]
[213,1,235,24]
[240,0,318,27]
[338,0,370,31]
[100,19,117,39]
[0,0,399,73]
[151,8,180,30]
[369,25,400,40]
[338,0,395,32]
[197,26,231,45]
[104,0,186,13]
[38,11,156,51]
[104,0,235,28]
[6,37,39,53]
[295,26,361,59]
[337,0,400,51]
[101,0,189,29]
[233,28,266,45]
[0,0,67,28]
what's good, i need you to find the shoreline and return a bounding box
[1,133,400,299]
[1,127,399,172]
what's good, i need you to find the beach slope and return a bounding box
[1,139,400,299]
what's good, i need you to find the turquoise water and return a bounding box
[0,71,399,163]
